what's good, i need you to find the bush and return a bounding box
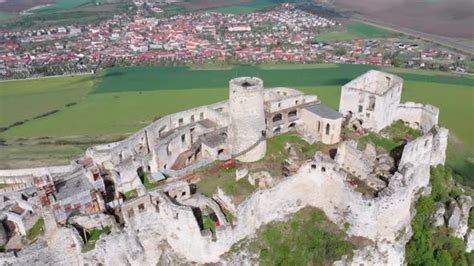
[253,208,355,265]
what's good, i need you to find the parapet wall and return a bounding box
[395,102,439,133]
[86,100,230,166]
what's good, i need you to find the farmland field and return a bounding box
[208,0,278,14]
[331,0,474,39]
[315,22,398,42]
[0,64,473,181]
[30,0,93,14]
[0,75,94,128]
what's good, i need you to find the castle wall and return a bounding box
[395,102,439,133]
[335,140,373,178]
[299,108,342,144]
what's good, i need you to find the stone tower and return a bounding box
[229,77,267,162]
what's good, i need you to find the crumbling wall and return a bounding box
[335,140,373,178]
[395,102,439,133]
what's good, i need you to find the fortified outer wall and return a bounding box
[395,102,439,133]
[228,77,266,162]
[0,165,73,183]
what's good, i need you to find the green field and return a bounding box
[208,0,278,14]
[0,64,473,180]
[0,75,94,128]
[31,0,93,14]
[0,11,16,22]
[315,22,398,42]
[2,65,473,148]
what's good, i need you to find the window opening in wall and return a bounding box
[178,118,184,126]
[272,113,282,122]
[326,123,330,135]
[138,203,145,213]
[317,121,321,132]
[181,191,186,196]
[358,105,363,113]
[181,134,186,143]
[288,110,297,117]
[217,149,224,155]
[368,96,376,111]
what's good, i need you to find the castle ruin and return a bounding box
[0,70,450,265]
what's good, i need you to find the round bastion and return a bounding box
[228,77,267,162]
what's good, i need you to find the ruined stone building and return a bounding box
[339,70,403,132]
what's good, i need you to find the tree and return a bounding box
[335,46,346,56]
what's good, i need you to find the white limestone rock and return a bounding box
[454,196,473,239]
[466,230,474,253]
[235,168,249,181]
[447,203,462,233]
[431,202,446,227]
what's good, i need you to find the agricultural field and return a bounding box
[0,64,472,181]
[207,0,278,14]
[315,22,398,42]
[0,0,126,29]
[0,75,94,129]
[331,0,474,39]
[29,0,92,14]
